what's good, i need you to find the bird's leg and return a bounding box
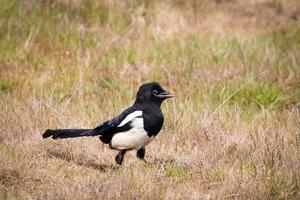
[136,147,146,160]
[115,150,127,165]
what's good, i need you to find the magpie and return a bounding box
[42,82,174,165]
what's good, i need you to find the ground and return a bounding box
[0,0,300,199]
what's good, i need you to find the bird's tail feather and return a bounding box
[42,129,94,139]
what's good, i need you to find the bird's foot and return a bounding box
[115,150,127,165]
[136,147,145,160]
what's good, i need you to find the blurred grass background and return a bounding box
[0,0,299,199]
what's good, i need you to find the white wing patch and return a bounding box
[118,111,142,127]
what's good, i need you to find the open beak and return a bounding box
[156,91,174,99]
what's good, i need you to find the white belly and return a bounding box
[110,118,154,150]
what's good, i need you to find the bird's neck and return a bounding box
[133,99,162,109]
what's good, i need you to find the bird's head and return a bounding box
[135,82,174,105]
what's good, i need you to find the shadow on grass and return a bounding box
[47,149,116,171]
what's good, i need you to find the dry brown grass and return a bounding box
[0,0,300,199]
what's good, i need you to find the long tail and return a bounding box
[42,129,97,139]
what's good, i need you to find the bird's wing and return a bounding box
[84,106,143,136]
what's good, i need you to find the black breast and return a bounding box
[143,107,164,137]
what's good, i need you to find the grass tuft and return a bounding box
[212,80,285,109]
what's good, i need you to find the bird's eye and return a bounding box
[152,90,158,95]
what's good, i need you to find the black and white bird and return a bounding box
[42,82,174,165]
